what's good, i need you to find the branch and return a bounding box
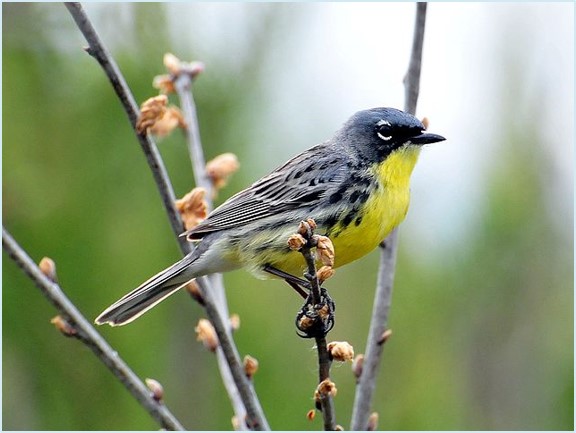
[64,2,190,255]
[350,3,428,430]
[294,221,337,431]
[171,64,269,430]
[2,227,185,431]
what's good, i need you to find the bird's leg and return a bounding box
[263,264,335,336]
[263,264,310,299]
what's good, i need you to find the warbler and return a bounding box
[96,107,445,326]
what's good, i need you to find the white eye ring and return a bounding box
[377,132,392,141]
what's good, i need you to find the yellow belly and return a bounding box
[332,146,420,267]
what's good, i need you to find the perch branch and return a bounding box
[350,3,428,430]
[2,227,185,431]
[308,277,336,431]
[296,222,336,431]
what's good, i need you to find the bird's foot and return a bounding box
[295,287,335,338]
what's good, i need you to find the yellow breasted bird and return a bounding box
[96,107,445,326]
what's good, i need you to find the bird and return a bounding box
[96,107,445,326]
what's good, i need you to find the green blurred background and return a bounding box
[3,3,573,431]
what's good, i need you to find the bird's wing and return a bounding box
[185,143,349,239]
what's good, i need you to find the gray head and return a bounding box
[335,107,445,162]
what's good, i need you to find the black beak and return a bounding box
[410,132,446,145]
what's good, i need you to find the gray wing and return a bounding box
[185,142,349,239]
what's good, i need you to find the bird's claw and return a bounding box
[295,288,335,338]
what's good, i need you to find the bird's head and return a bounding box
[337,107,445,162]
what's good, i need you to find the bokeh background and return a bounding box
[2,2,573,430]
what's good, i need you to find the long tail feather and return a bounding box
[95,252,199,326]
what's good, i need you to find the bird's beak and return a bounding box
[410,132,446,145]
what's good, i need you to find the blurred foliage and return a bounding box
[2,3,573,431]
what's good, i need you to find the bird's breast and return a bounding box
[328,146,421,267]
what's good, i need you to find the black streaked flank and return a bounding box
[350,190,360,203]
[329,191,343,204]
[341,206,361,228]
[323,212,341,231]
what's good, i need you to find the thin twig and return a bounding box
[350,3,428,430]
[173,70,269,430]
[403,2,428,116]
[199,281,269,430]
[2,227,185,431]
[64,2,190,255]
[173,74,213,198]
[315,336,336,431]
[349,230,399,430]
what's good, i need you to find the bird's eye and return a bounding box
[376,122,393,141]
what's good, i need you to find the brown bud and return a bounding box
[297,218,316,237]
[152,74,175,94]
[182,61,205,79]
[352,354,364,379]
[185,280,204,305]
[175,187,208,230]
[195,318,219,352]
[136,95,185,137]
[367,412,379,431]
[145,378,164,401]
[313,389,321,404]
[316,378,337,398]
[315,235,335,267]
[163,52,182,75]
[421,117,430,130]
[230,313,241,332]
[39,257,57,282]
[317,303,331,321]
[243,355,259,379]
[306,409,316,421]
[297,315,315,332]
[316,265,335,284]
[206,153,240,191]
[327,341,354,362]
[148,106,185,137]
[136,95,168,134]
[377,329,393,345]
[287,233,307,251]
[50,315,77,337]
[306,218,317,231]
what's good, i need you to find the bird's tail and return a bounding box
[95,252,199,326]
